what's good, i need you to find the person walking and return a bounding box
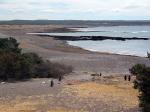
[58,76,62,82]
[124,75,127,81]
[50,80,54,87]
[100,73,102,77]
[128,75,131,81]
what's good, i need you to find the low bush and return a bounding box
[0,37,73,81]
[130,55,150,112]
[35,61,73,78]
[0,51,32,80]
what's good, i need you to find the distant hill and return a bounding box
[0,20,150,26]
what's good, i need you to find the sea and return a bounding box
[38,25,150,57]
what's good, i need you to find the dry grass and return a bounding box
[0,94,87,112]
[63,81,139,108]
[47,108,87,112]
[0,95,50,112]
[0,76,139,112]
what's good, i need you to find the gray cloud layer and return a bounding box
[0,0,150,20]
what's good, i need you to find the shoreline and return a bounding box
[0,24,147,112]
[28,26,150,58]
[31,33,147,58]
[0,25,150,74]
[67,41,147,58]
[36,33,149,41]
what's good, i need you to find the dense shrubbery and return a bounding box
[0,37,73,81]
[147,52,150,59]
[0,37,21,53]
[130,55,150,112]
[34,61,73,78]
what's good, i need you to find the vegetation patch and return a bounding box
[0,95,50,112]
[130,58,150,112]
[0,37,73,81]
[63,81,139,108]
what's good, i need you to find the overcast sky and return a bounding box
[0,0,150,20]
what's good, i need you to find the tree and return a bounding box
[0,51,32,80]
[0,37,21,53]
[130,55,150,112]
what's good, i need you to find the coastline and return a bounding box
[0,25,150,74]
[67,41,149,58]
[33,32,148,58]
[30,26,150,57]
[0,24,148,112]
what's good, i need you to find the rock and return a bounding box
[1,82,6,84]
[42,81,46,84]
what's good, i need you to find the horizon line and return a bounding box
[1,19,150,21]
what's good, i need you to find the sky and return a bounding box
[0,0,150,20]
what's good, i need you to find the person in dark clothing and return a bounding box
[50,80,54,87]
[124,75,127,81]
[100,73,102,77]
[128,75,131,81]
[58,76,62,82]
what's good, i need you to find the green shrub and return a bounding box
[0,37,21,53]
[0,37,73,81]
[147,52,150,59]
[34,61,73,78]
[130,56,150,112]
[0,51,32,80]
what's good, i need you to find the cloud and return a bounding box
[0,0,150,20]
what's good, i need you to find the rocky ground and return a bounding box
[0,25,149,74]
[0,25,149,112]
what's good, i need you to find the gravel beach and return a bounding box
[0,25,149,112]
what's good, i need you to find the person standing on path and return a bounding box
[128,75,131,81]
[124,75,127,81]
[58,76,62,82]
[50,80,54,87]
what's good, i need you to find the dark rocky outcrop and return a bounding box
[38,34,149,41]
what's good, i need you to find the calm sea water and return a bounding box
[41,26,150,57]
[46,26,150,38]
